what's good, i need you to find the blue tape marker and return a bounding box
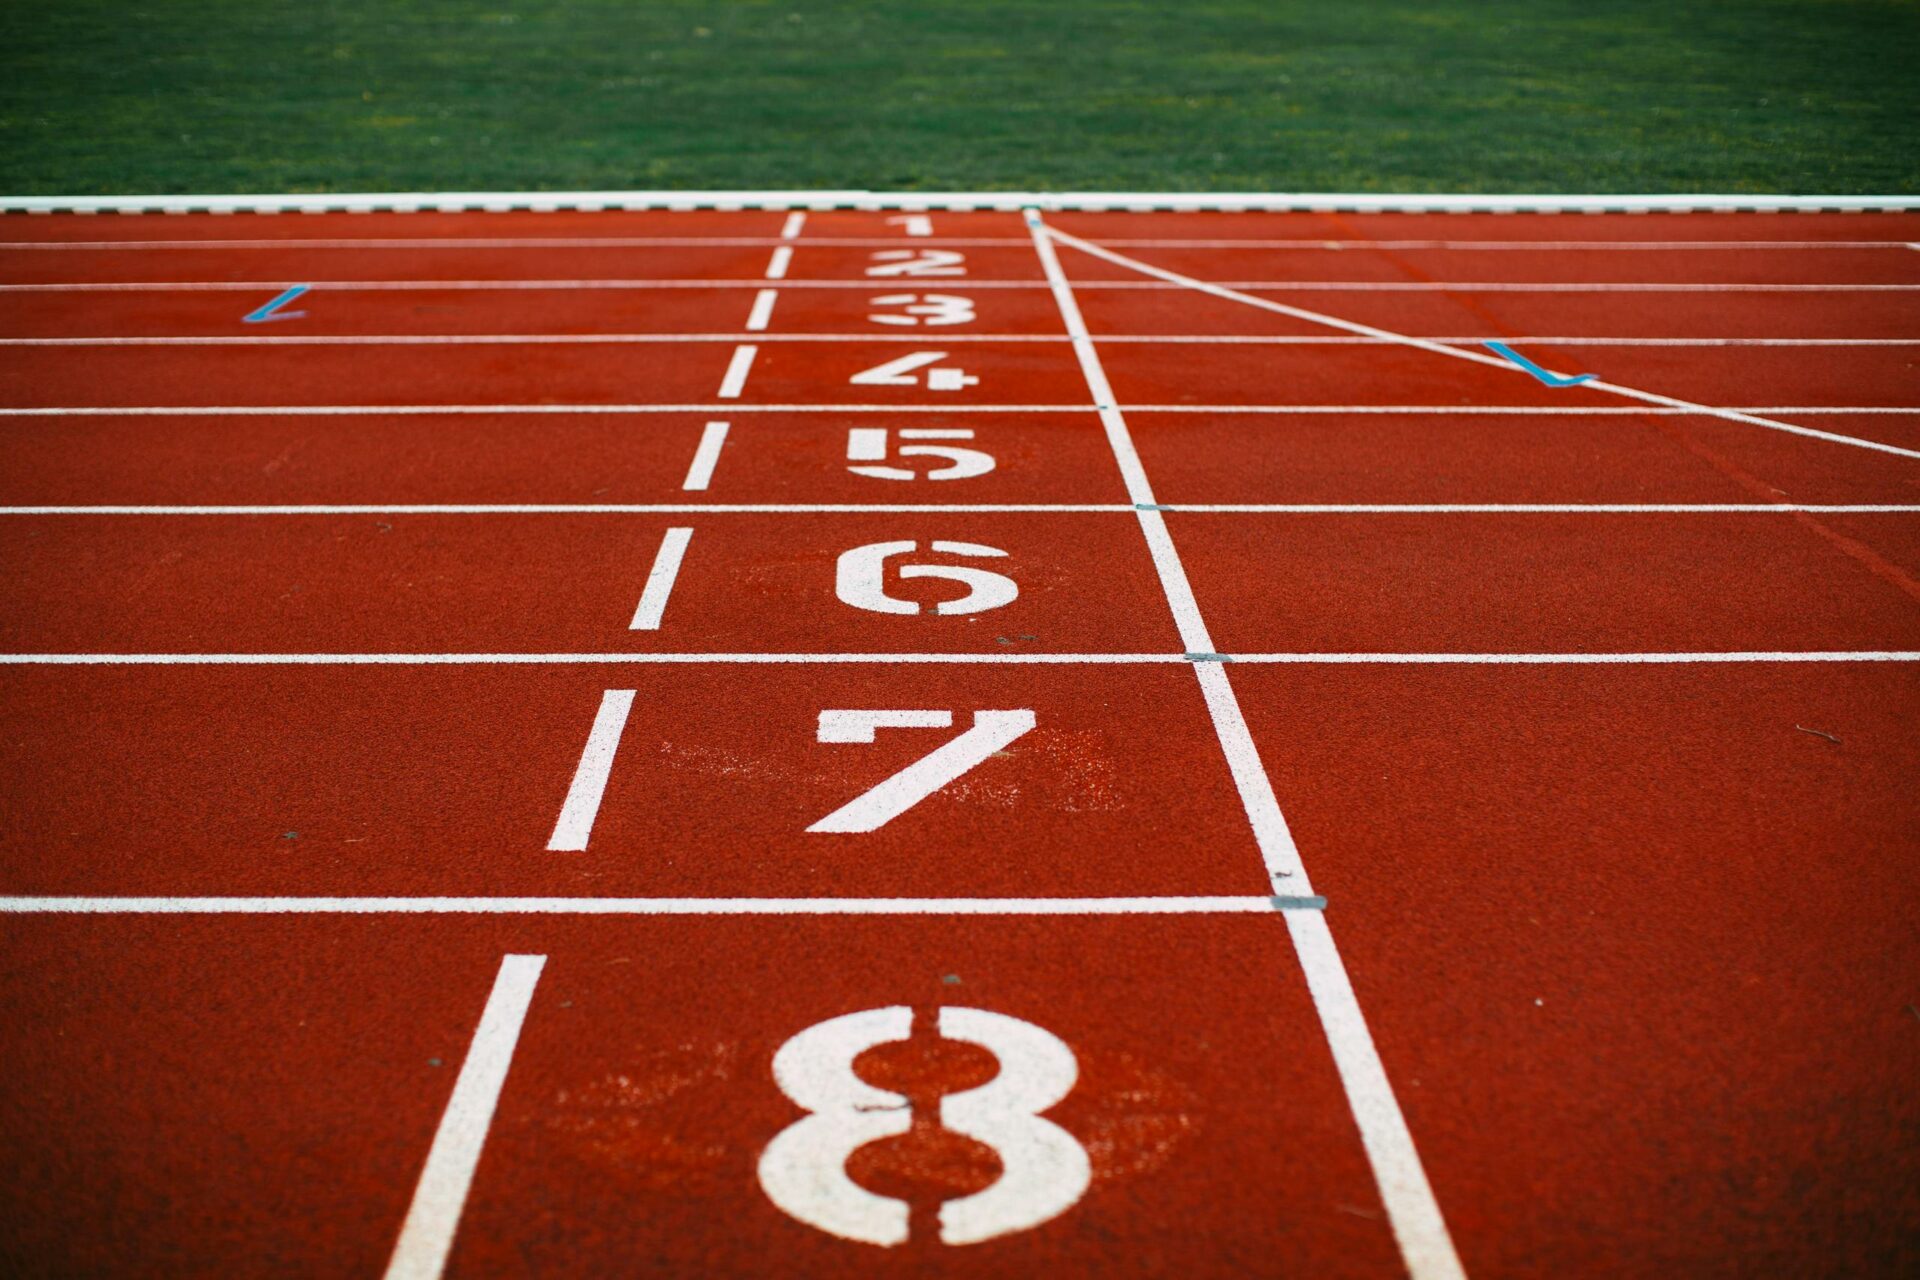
[1483,340,1594,387]
[243,285,309,324]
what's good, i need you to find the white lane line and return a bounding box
[716,344,757,398]
[5,403,1912,418]
[1028,206,1467,1280]
[5,278,1914,292]
[4,650,1917,666]
[384,953,544,1280]
[779,211,807,239]
[763,246,793,280]
[5,334,1914,348]
[546,690,635,850]
[4,236,1909,251]
[10,504,1918,516]
[629,528,693,629]
[0,896,1293,915]
[680,422,730,491]
[1044,226,1920,463]
[744,289,779,331]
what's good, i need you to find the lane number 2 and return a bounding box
[758,1005,1089,1245]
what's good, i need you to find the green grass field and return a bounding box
[3,1,1915,196]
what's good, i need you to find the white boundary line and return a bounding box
[5,278,1913,292]
[6,650,1914,666]
[1029,206,1466,1280]
[4,236,1915,251]
[1044,226,1920,462]
[546,690,636,850]
[4,334,1914,348]
[4,504,1915,516]
[3,190,1913,214]
[3,403,1914,417]
[0,895,1294,915]
[384,953,544,1280]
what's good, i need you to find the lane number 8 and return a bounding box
[757,1006,1090,1246]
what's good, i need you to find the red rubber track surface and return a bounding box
[2,206,1918,1279]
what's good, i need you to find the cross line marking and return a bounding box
[1028,206,1468,1280]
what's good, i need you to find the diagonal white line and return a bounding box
[1042,226,1920,463]
[384,953,545,1280]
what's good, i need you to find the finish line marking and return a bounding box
[0,895,1301,915]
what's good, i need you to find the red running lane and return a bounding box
[1172,511,1920,653]
[1232,662,1920,1278]
[0,663,1268,898]
[0,410,1126,506]
[1129,410,1920,506]
[0,341,1090,409]
[0,914,1403,1278]
[1077,283,1920,341]
[0,243,1049,287]
[0,284,1070,339]
[1095,337,1918,410]
[0,513,1178,653]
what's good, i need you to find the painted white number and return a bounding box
[866,249,967,278]
[849,350,978,392]
[757,1006,1089,1246]
[846,428,995,482]
[886,214,934,237]
[867,293,976,328]
[808,709,1035,832]
[834,540,1016,616]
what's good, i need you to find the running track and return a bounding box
[1,197,1917,1278]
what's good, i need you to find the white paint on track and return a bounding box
[629,528,693,630]
[1043,226,1920,462]
[4,278,1915,292]
[5,503,1915,516]
[3,236,1911,251]
[4,403,1912,417]
[5,650,1916,666]
[3,334,1912,348]
[546,690,635,850]
[0,895,1298,915]
[679,423,730,491]
[384,953,545,1280]
[1027,206,1468,1280]
[716,344,757,398]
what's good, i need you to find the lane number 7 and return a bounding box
[808,709,1036,833]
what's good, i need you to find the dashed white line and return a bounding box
[716,344,757,398]
[763,246,793,280]
[744,289,779,331]
[680,423,730,491]
[546,690,636,850]
[629,527,693,630]
[779,211,807,240]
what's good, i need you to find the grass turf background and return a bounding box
[2,1,1916,196]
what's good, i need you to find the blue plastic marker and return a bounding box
[1482,339,1594,387]
[242,285,309,324]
